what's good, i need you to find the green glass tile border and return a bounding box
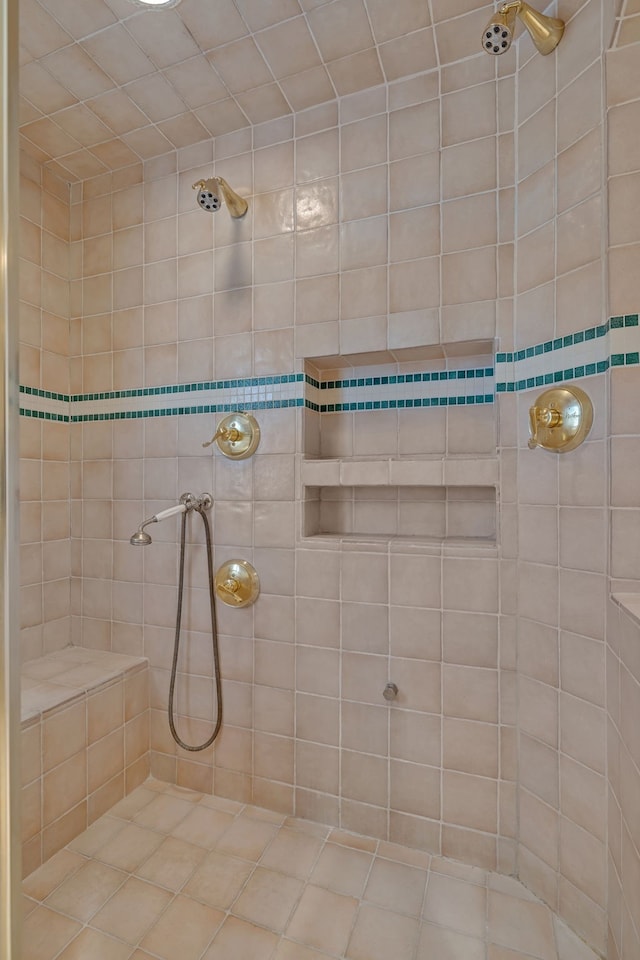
[496,358,612,391]
[314,368,493,390]
[495,313,640,391]
[70,397,305,422]
[19,385,70,402]
[70,372,304,403]
[496,349,640,391]
[610,314,639,328]
[498,323,609,367]
[313,395,494,412]
[19,408,69,422]
[18,314,640,418]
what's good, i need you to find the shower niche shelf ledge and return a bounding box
[304,339,496,370]
[302,342,498,544]
[302,458,498,545]
[301,457,499,488]
[302,531,498,552]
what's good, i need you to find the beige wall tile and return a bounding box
[18,18,624,949]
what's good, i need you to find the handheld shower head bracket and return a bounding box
[129,494,213,545]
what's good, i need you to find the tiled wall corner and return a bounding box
[513,0,609,953]
[606,21,640,960]
[19,153,72,663]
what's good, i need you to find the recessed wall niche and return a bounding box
[303,484,497,542]
[301,343,499,544]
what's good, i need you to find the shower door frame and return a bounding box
[0,0,21,957]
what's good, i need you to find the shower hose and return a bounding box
[167,504,223,751]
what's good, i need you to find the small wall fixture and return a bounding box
[481,1,565,56]
[528,385,593,453]
[192,177,248,218]
[215,560,260,608]
[202,412,260,459]
[383,683,399,702]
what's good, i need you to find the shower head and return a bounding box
[130,526,153,546]
[129,503,187,546]
[481,2,564,56]
[482,3,517,54]
[194,177,221,212]
[192,176,248,218]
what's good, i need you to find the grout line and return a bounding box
[18,313,640,421]
[26,779,604,960]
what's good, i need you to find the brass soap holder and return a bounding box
[214,560,260,608]
[528,385,593,453]
[202,412,260,459]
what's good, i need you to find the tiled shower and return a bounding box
[13,0,640,957]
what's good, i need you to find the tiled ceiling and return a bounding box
[19,0,491,179]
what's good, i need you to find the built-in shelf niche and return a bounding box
[302,342,498,543]
[302,457,498,543]
[301,457,499,488]
[303,339,497,463]
[303,483,496,543]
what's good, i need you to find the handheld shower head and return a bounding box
[192,176,248,218]
[130,526,153,546]
[482,1,564,56]
[129,503,187,546]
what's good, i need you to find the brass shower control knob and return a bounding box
[528,385,593,453]
[202,412,260,459]
[214,560,260,607]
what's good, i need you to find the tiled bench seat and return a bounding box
[21,647,150,876]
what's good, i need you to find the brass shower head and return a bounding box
[481,1,565,56]
[192,176,248,218]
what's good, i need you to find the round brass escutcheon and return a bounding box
[528,385,593,453]
[203,412,260,459]
[214,559,260,608]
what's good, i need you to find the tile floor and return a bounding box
[23,778,599,960]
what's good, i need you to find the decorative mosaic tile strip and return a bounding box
[18,376,305,422]
[73,376,302,421]
[19,407,69,422]
[19,387,69,421]
[609,314,640,367]
[74,398,304,421]
[18,317,639,420]
[70,373,304,403]
[308,369,494,389]
[304,395,494,413]
[495,314,640,392]
[305,364,495,412]
[19,366,496,420]
[20,385,70,402]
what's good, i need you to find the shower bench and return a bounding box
[20,646,150,877]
